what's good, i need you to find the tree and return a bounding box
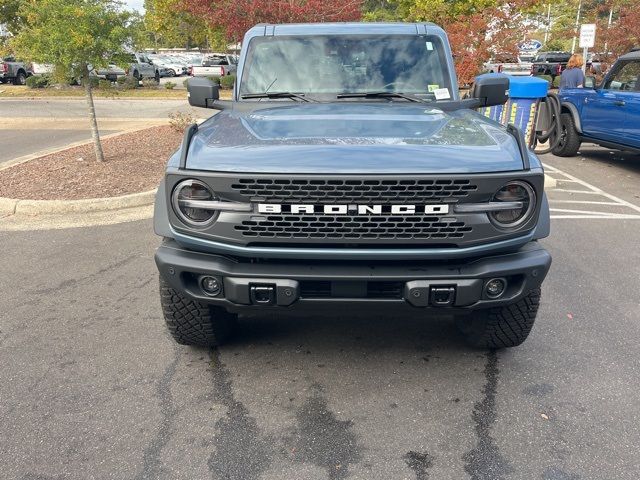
[0,0,23,35]
[11,0,138,162]
[181,0,363,46]
[363,0,544,84]
[143,0,215,50]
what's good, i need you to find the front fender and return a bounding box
[153,178,172,238]
[560,101,583,133]
[533,192,550,240]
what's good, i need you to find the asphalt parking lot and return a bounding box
[1,133,639,478]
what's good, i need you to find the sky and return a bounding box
[124,0,145,13]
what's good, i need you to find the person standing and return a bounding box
[559,54,586,89]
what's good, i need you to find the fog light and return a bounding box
[201,276,222,296]
[485,278,506,298]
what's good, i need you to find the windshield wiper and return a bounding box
[241,92,315,102]
[336,92,430,103]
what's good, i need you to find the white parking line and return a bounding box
[543,162,640,220]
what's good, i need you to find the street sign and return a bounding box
[579,24,596,48]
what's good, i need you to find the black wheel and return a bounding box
[168,69,176,77]
[457,289,541,348]
[159,276,236,347]
[154,71,160,83]
[13,71,27,85]
[551,112,581,157]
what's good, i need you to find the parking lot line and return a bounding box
[543,162,640,220]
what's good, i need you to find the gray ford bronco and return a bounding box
[154,22,551,349]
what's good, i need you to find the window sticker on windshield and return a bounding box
[433,88,451,100]
[426,42,434,51]
[428,84,439,92]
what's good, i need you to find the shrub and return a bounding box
[98,79,112,90]
[141,78,158,89]
[118,77,138,90]
[26,75,51,88]
[168,111,196,133]
[165,81,176,90]
[220,74,236,89]
[183,78,190,88]
[537,75,553,85]
[207,76,221,85]
[552,75,561,88]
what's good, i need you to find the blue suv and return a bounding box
[554,49,640,156]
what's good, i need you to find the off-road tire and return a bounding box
[159,276,236,347]
[13,71,26,85]
[458,289,541,348]
[551,112,581,157]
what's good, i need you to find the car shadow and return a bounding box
[578,143,640,175]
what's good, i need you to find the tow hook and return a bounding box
[429,286,456,306]
[250,284,276,305]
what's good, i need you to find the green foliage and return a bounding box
[541,39,569,52]
[10,0,139,80]
[207,76,221,85]
[26,74,51,88]
[182,78,190,88]
[98,79,112,89]
[143,0,215,49]
[164,81,176,89]
[219,74,235,89]
[117,76,139,90]
[141,78,158,88]
[0,0,23,35]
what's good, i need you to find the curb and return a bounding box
[0,189,156,216]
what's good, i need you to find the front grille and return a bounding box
[234,215,472,240]
[231,178,477,203]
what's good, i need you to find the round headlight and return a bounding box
[489,181,536,229]
[172,179,217,226]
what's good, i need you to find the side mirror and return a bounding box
[584,76,596,89]
[471,74,510,107]
[187,77,220,108]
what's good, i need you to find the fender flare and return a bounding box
[533,192,550,240]
[560,101,583,133]
[153,178,172,238]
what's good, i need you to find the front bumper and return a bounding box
[155,240,551,314]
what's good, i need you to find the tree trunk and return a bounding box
[83,67,105,162]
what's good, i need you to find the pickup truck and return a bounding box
[531,51,571,81]
[483,54,532,76]
[191,54,238,77]
[553,48,640,156]
[154,22,551,349]
[127,53,160,83]
[0,57,32,85]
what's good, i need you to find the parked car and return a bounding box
[553,48,640,156]
[531,51,572,81]
[149,55,187,77]
[191,54,238,77]
[31,63,54,76]
[127,53,160,82]
[93,64,126,82]
[0,57,32,85]
[153,22,552,350]
[483,54,533,76]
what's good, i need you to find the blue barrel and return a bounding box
[503,76,549,144]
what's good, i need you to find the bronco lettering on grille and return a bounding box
[258,204,450,215]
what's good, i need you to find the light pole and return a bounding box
[570,0,583,54]
[543,3,551,45]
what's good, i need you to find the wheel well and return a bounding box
[560,103,582,133]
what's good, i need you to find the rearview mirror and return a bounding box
[471,74,510,107]
[584,76,596,89]
[187,77,220,108]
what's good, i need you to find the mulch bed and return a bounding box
[0,125,182,200]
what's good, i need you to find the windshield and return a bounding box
[239,35,452,99]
